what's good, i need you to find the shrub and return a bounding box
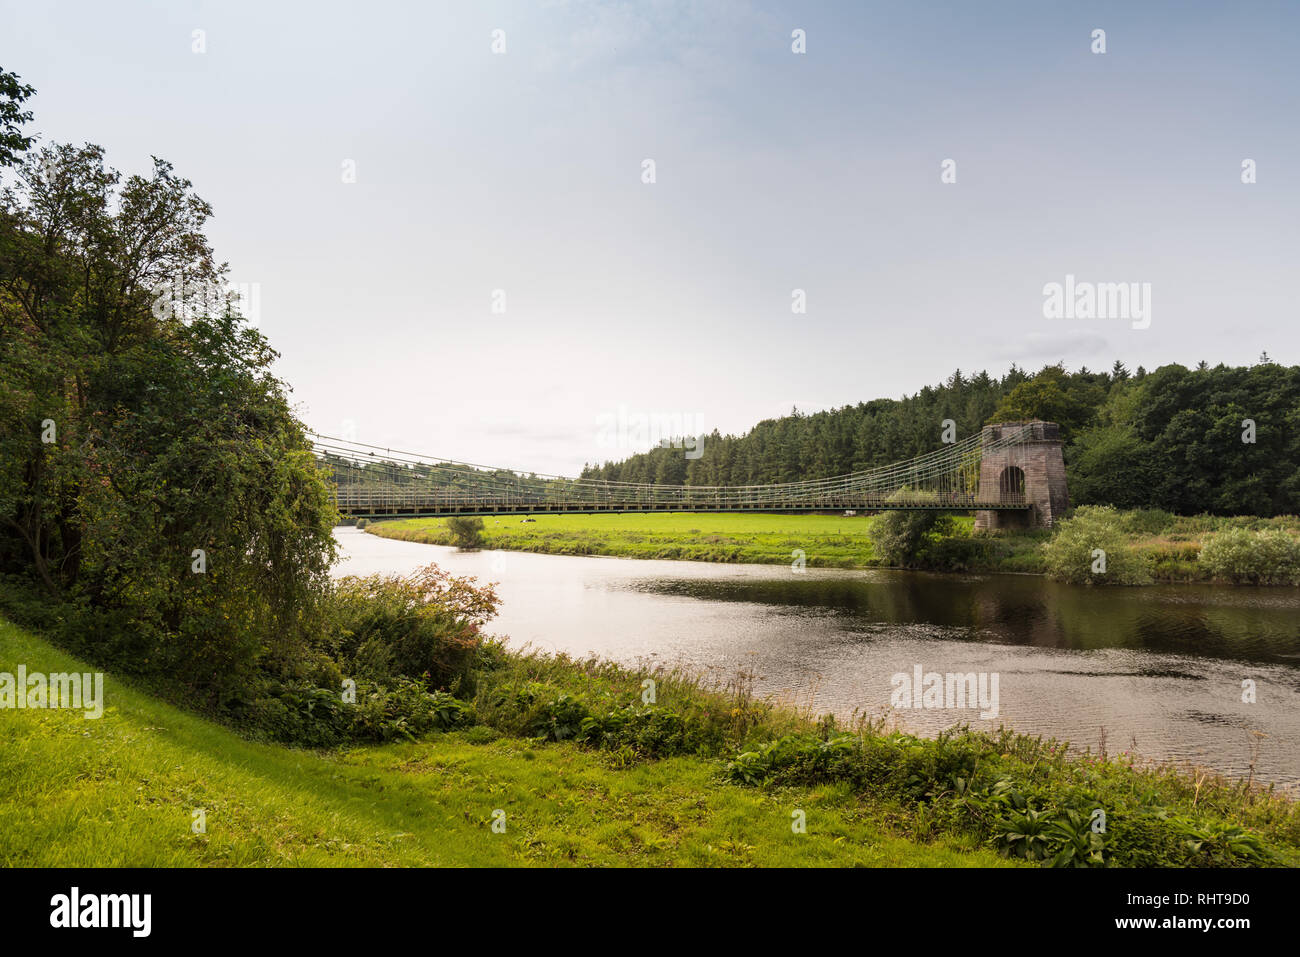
[918,535,992,571]
[1139,542,1205,582]
[1120,508,1175,536]
[323,564,499,693]
[355,518,369,530]
[578,704,713,757]
[720,728,1279,867]
[1198,527,1300,584]
[867,490,953,567]
[527,692,591,741]
[244,677,473,746]
[1042,506,1151,585]
[446,516,485,548]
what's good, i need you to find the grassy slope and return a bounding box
[0,619,1018,867]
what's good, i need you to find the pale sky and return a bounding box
[4,0,1297,474]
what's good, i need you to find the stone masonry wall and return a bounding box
[973,421,1069,529]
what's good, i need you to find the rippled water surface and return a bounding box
[335,527,1300,790]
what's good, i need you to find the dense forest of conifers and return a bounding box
[580,361,1300,517]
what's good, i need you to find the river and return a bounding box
[334,527,1300,791]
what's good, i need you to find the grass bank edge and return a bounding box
[364,508,1300,585]
[3,606,1296,868]
[0,617,1017,868]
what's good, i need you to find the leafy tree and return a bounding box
[1,141,336,694]
[987,367,1097,442]
[1066,424,1152,509]
[0,67,35,167]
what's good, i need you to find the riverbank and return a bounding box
[6,599,1296,867]
[371,512,888,567]
[0,618,1015,867]
[366,512,991,567]
[364,510,1300,584]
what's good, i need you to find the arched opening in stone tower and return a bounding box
[998,466,1026,503]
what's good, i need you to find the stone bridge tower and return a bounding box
[973,421,1069,529]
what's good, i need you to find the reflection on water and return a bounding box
[334,528,1300,791]
[638,573,1300,663]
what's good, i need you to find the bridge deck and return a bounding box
[333,492,1031,519]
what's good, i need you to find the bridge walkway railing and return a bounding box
[332,486,1029,515]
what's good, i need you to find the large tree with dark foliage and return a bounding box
[0,121,337,693]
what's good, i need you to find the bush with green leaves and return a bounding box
[1042,506,1151,585]
[321,564,499,695]
[446,516,485,548]
[578,703,712,757]
[722,727,1278,867]
[916,533,993,571]
[243,677,472,746]
[1198,527,1300,584]
[867,490,954,567]
[1119,508,1176,536]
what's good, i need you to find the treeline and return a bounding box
[321,452,536,492]
[582,361,1300,516]
[322,453,606,504]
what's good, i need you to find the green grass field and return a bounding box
[370,511,906,567]
[0,619,1018,867]
[367,510,1300,582]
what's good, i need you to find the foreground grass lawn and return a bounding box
[0,621,1018,867]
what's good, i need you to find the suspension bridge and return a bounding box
[312,421,1069,527]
